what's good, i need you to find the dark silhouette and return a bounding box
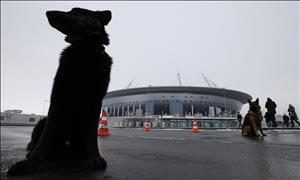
[237,112,242,127]
[288,104,300,127]
[264,111,271,127]
[7,8,112,175]
[242,98,266,137]
[282,113,290,128]
[27,118,47,151]
[265,97,277,127]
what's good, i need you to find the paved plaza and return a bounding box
[1,126,300,180]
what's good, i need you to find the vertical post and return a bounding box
[127,105,130,116]
[191,104,194,116]
[133,104,135,116]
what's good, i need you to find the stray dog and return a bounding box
[7,8,112,175]
[242,98,266,137]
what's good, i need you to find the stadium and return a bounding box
[102,86,252,128]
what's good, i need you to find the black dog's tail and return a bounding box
[26,118,47,151]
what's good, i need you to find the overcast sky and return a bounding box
[1,1,299,115]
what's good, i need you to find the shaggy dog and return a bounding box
[242,98,266,137]
[7,8,112,175]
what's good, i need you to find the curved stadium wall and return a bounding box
[102,86,252,118]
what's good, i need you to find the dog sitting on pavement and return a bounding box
[242,98,266,137]
[8,8,112,175]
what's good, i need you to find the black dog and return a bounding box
[7,8,112,175]
[26,118,47,151]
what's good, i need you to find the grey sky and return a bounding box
[1,1,299,116]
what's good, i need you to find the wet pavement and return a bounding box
[1,126,300,180]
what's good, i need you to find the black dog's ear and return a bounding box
[247,99,251,106]
[255,98,259,104]
[100,10,112,25]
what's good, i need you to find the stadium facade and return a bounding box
[102,86,252,128]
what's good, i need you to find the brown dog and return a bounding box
[242,98,266,137]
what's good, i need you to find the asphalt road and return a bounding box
[1,126,300,180]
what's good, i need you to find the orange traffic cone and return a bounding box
[192,120,199,133]
[144,120,151,132]
[98,111,110,136]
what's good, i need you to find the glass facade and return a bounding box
[104,101,238,118]
[169,102,183,116]
[160,118,238,128]
[145,102,154,115]
[112,117,239,128]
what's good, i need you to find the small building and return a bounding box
[1,110,45,125]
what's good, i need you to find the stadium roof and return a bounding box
[105,86,252,104]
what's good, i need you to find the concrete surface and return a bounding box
[1,126,300,180]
